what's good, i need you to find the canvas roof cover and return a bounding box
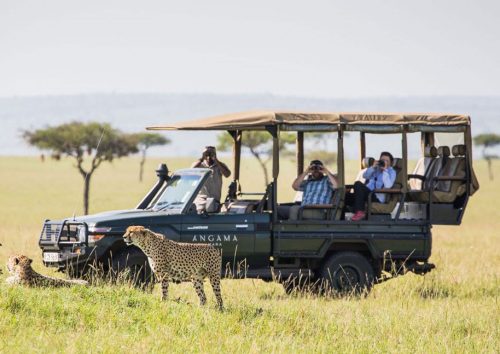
[147,111,471,131]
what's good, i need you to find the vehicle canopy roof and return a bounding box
[147,111,471,132]
[147,110,479,204]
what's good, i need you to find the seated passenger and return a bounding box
[348,152,396,221]
[192,146,231,212]
[287,160,338,220]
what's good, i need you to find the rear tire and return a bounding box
[111,248,154,289]
[320,252,375,294]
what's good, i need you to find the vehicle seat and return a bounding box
[297,188,344,221]
[409,146,438,190]
[410,145,467,203]
[355,157,375,184]
[370,157,403,214]
[226,200,258,214]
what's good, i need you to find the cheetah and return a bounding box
[6,254,89,287]
[123,225,223,310]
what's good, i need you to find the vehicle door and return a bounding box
[180,212,270,275]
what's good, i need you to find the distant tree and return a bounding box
[305,150,337,167]
[474,133,500,180]
[24,122,138,215]
[131,133,170,182]
[305,132,337,167]
[217,131,295,186]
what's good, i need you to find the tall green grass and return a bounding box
[0,156,498,353]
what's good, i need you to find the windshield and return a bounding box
[151,173,204,212]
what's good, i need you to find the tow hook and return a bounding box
[408,262,436,275]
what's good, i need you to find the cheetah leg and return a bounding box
[161,279,169,301]
[209,274,223,311]
[192,278,207,306]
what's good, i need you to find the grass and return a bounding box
[0,156,499,353]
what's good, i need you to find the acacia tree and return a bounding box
[305,132,337,166]
[24,122,138,215]
[217,131,295,186]
[474,133,500,180]
[131,133,170,182]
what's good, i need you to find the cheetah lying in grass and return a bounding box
[6,255,89,287]
[123,226,223,310]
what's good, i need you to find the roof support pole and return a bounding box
[422,132,435,152]
[402,129,408,193]
[227,130,242,182]
[459,125,474,224]
[265,125,279,223]
[360,132,366,169]
[296,131,304,176]
[337,125,345,188]
[464,126,473,195]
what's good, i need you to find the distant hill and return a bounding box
[1,93,499,158]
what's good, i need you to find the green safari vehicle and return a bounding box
[38,111,479,292]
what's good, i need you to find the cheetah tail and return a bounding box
[67,279,89,286]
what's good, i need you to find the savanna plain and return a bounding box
[0,156,498,353]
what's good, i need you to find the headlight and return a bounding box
[87,226,112,244]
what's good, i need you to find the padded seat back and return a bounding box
[409,145,468,204]
[432,144,467,202]
[423,146,449,190]
[355,157,374,183]
[226,200,257,214]
[409,146,437,190]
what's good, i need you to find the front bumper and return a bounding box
[39,220,112,271]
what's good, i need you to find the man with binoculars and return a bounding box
[192,146,231,212]
[287,159,338,220]
[349,151,396,221]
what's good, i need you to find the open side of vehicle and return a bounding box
[39,111,479,293]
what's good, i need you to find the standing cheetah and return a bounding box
[6,254,89,287]
[123,226,223,310]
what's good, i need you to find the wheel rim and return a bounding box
[333,265,361,291]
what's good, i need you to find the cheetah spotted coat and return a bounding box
[6,255,89,287]
[123,226,223,309]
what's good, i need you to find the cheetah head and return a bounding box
[7,255,33,275]
[123,226,148,247]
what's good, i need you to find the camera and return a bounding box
[376,160,386,168]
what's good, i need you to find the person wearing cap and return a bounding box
[287,160,338,220]
[192,146,231,211]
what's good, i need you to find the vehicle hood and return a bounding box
[54,209,181,233]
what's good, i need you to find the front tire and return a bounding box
[320,252,375,294]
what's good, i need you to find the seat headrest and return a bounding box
[392,158,403,169]
[424,146,437,158]
[452,144,466,156]
[437,146,450,157]
[362,157,374,169]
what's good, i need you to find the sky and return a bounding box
[1,0,500,98]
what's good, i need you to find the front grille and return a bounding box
[40,223,62,243]
[39,221,82,245]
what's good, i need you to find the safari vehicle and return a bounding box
[38,111,479,292]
